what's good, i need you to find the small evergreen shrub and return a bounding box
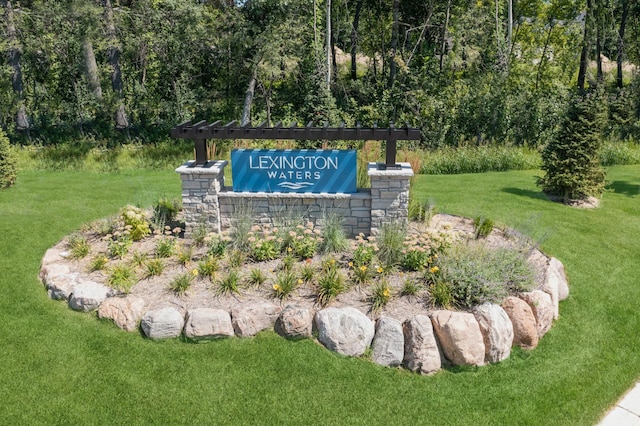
[537,88,607,200]
[473,216,494,239]
[152,197,181,228]
[0,128,17,189]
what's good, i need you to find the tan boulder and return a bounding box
[519,290,554,338]
[98,296,146,332]
[501,296,539,350]
[403,315,442,375]
[430,310,485,366]
[473,303,514,363]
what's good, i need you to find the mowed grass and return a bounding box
[1,166,639,425]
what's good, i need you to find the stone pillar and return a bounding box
[368,162,413,235]
[175,160,228,236]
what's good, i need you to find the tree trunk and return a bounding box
[535,23,554,91]
[439,0,452,73]
[83,37,103,99]
[325,0,332,89]
[577,0,593,91]
[241,68,257,126]
[6,1,23,94]
[104,0,123,93]
[388,0,399,89]
[350,0,363,80]
[616,0,629,89]
[596,27,603,82]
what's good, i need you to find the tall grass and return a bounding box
[420,144,542,174]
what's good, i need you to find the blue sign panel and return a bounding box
[231,149,357,193]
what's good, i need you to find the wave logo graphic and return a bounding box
[278,182,314,190]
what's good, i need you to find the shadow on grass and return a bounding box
[501,187,548,201]
[606,180,640,197]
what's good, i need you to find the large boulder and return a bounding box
[184,308,234,340]
[473,303,514,363]
[371,317,404,367]
[41,264,77,300]
[519,290,554,338]
[141,307,185,339]
[431,310,485,367]
[501,296,539,350]
[68,281,112,312]
[275,305,313,340]
[231,303,282,338]
[541,257,569,319]
[403,315,442,375]
[98,296,146,332]
[314,307,375,357]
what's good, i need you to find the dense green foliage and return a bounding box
[538,88,608,199]
[0,127,16,188]
[1,167,640,424]
[1,0,639,149]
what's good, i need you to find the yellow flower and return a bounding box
[297,279,303,285]
[359,265,368,272]
[430,266,439,274]
[348,262,354,268]
[287,247,293,253]
[383,288,391,298]
[376,266,384,274]
[191,269,198,276]
[273,284,282,291]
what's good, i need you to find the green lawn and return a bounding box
[1,166,639,425]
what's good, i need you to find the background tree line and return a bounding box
[1,0,639,148]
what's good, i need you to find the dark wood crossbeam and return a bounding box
[171,120,421,167]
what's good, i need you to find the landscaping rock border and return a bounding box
[39,215,570,375]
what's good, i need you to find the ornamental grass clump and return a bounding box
[272,271,299,300]
[108,264,136,293]
[216,270,241,296]
[247,267,268,287]
[197,256,219,279]
[316,260,346,306]
[377,223,406,270]
[144,258,165,277]
[319,213,348,254]
[87,255,108,272]
[67,233,90,259]
[170,270,197,295]
[370,281,392,312]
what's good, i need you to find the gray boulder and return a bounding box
[275,305,313,340]
[431,310,485,367]
[69,281,113,312]
[98,296,146,332]
[184,308,234,340]
[371,317,404,367]
[141,307,185,339]
[403,315,442,375]
[231,303,282,337]
[473,303,514,363]
[41,264,77,300]
[314,307,375,357]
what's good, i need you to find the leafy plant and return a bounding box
[272,271,299,300]
[197,256,219,279]
[170,271,196,295]
[191,222,209,247]
[155,237,175,258]
[401,279,420,296]
[351,233,378,267]
[228,249,246,268]
[351,263,373,286]
[206,232,229,258]
[119,205,151,241]
[247,267,268,287]
[316,267,345,306]
[285,222,320,260]
[216,270,240,296]
[247,224,280,261]
[67,233,90,259]
[429,280,453,309]
[108,264,136,293]
[176,244,193,266]
[145,258,165,277]
[370,281,392,312]
[107,232,132,259]
[130,250,149,268]
[299,262,315,283]
[87,255,108,272]
[281,252,296,272]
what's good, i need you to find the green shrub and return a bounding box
[107,232,132,259]
[206,232,229,258]
[247,224,280,261]
[119,205,151,241]
[434,244,535,308]
[473,216,494,239]
[0,128,17,189]
[152,197,181,228]
[537,89,607,200]
[350,233,378,267]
